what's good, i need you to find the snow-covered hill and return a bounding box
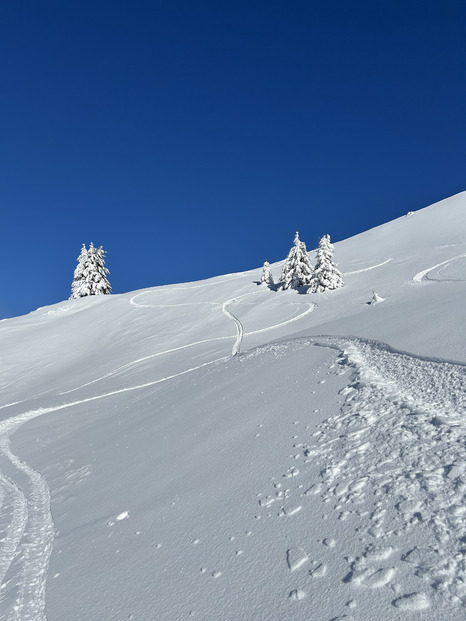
[1,191,466,620]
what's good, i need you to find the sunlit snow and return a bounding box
[1,191,466,620]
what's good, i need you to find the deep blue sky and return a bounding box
[2,1,465,318]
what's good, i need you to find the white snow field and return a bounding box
[1,192,466,621]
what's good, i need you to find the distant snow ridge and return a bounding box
[307,336,466,610]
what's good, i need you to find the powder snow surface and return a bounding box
[1,191,466,620]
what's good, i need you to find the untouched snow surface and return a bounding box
[1,191,466,620]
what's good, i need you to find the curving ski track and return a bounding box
[62,292,314,394]
[0,289,314,619]
[0,410,55,621]
[344,258,393,276]
[412,253,466,283]
[222,297,244,356]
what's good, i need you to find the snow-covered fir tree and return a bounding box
[70,242,112,299]
[309,234,344,293]
[279,231,313,290]
[70,244,88,299]
[260,260,274,287]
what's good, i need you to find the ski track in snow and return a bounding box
[344,258,393,276]
[0,290,314,619]
[61,292,314,394]
[255,335,466,617]
[222,297,244,356]
[0,412,55,621]
[412,253,466,283]
[220,291,315,356]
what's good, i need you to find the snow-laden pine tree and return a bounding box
[70,244,89,299]
[260,260,274,287]
[279,231,313,290]
[70,242,112,299]
[309,234,344,293]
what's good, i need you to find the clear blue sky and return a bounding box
[1,0,465,318]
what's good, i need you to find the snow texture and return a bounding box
[1,191,466,620]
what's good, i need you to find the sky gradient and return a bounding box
[2,0,465,319]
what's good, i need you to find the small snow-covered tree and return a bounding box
[70,244,89,299]
[260,260,274,287]
[87,243,112,295]
[279,231,313,290]
[309,234,344,293]
[70,242,112,299]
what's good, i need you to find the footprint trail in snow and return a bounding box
[259,336,466,617]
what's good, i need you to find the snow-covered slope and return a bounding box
[1,192,466,620]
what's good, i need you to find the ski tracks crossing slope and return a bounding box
[2,291,466,618]
[412,253,466,283]
[63,291,314,394]
[0,289,314,619]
